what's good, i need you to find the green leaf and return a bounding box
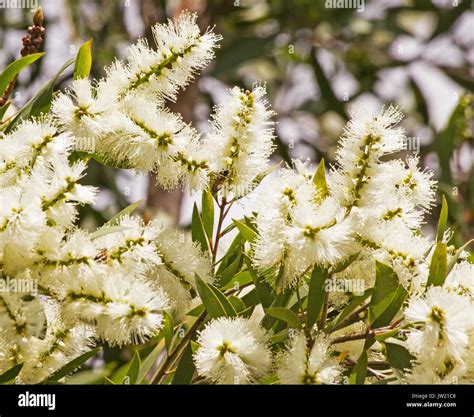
[73,39,93,80]
[265,307,301,329]
[45,348,100,383]
[195,274,236,318]
[375,323,413,342]
[436,195,448,242]
[172,343,195,384]
[232,219,257,243]
[241,287,260,307]
[201,191,214,241]
[270,329,289,345]
[251,161,282,189]
[216,233,242,276]
[427,241,448,287]
[447,239,474,275]
[221,270,253,291]
[106,199,145,226]
[104,376,116,385]
[162,312,174,352]
[369,262,399,325]
[0,102,11,121]
[328,252,360,274]
[192,203,209,252]
[384,342,414,374]
[216,250,242,288]
[261,289,293,330]
[0,363,23,384]
[0,53,45,97]
[326,289,372,332]
[313,158,329,202]
[371,285,407,329]
[349,352,367,385]
[238,305,255,318]
[123,351,140,385]
[228,296,247,313]
[306,266,329,329]
[90,225,131,240]
[5,58,75,133]
[137,340,164,384]
[244,255,274,308]
[185,303,205,317]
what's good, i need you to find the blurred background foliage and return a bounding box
[0,0,473,381]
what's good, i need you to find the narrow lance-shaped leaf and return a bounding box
[73,39,93,80]
[369,262,399,325]
[123,350,140,385]
[427,241,448,288]
[436,194,448,242]
[265,307,301,329]
[384,342,414,377]
[137,340,165,384]
[243,255,274,308]
[106,198,145,226]
[447,239,474,275]
[313,158,329,202]
[201,191,214,241]
[44,348,100,383]
[0,52,45,97]
[306,266,329,329]
[195,274,236,318]
[0,102,11,121]
[192,203,209,252]
[0,363,23,384]
[162,311,174,352]
[172,343,195,384]
[232,219,257,243]
[349,352,367,385]
[5,58,75,132]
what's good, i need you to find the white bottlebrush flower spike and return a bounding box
[194,317,271,384]
[278,331,342,384]
[205,85,275,197]
[0,11,472,387]
[404,286,472,361]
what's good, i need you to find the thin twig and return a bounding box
[151,310,207,384]
[329,302,370,333]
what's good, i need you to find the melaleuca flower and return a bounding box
[253,162,317,217]
[0,118,73,186]
[94,215,161,275]
[254,196,354,289]
[51,78,111,140]
[404,286,473,361]
[354,216,430,288]
[206,85,275,198]
[95,94,201,174]
[33,228,103,288]
[329,104,406,209]
[194,317,271,384]
[152,225,212,317]
[444,261,474,297]
[20,301,95,384]
[98,12,221,104]
[61,269,169,346]
[94,94,210,190]
[0,186,47,275]
[0,293,45,346]
[31,156,97,228]
[405,353,467,384]
[277,331,342,384]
